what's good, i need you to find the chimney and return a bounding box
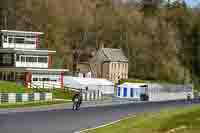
[98,40,104,49]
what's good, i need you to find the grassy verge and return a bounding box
[0,81,76,100]
[0,100,70,109]
[0,81,32,93]
[84,105,200,133]
[52,89,75,100]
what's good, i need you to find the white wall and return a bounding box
[117,87,142,99]
[3,43,36,49]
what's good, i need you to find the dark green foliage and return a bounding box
[1,0,200,84]
[140,93,149,101]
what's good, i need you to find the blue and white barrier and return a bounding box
[0,93,53,104]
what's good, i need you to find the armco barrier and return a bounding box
[0,93,53,104]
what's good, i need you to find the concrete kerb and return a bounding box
[74,115,136,133]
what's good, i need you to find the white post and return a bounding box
[8,93,16,104]
[95,90,98,100]
[34,93,40,101]
[0,93,1,104]
[91,91,94,101]
[82,93,86,101]
[99,91,102,100]
[22,93,28,102]
[45,93,53,101]
[87,92,90,101]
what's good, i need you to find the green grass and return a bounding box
[52,89,75,99]
[0,81,32,93]
[84,105,200,133]
[0,100,69,109]
[0,81,76,100]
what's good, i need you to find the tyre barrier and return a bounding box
[82,90,103,101]
[0,93,53,104]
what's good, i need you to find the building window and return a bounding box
[16,55,20,61]
[24,40,35,44]
[33,78,38,81]
[43,78,49,81]
[38,57,48,63]
[4,35,7,42]
[26,57,37,62]
[2,54,12,64]
[8,38,14,43]
[14,38,24,44]
[21,56,26,62]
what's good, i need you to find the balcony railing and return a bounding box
[15,61,48,68]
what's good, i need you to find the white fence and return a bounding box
[82,90,103,101]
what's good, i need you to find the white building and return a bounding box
[0,30,68,89]
[63,76,115,95]
[117,82,194,101]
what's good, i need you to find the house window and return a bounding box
[2,54,12,64]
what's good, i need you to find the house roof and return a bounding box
[92,48,128,63]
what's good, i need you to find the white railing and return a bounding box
[3,43,36,49]
[16,62,48,68]
[28,81,61,89]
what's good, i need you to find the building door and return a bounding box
[123,88,127,97]
[117,87,120,96]
[130,88,134,97]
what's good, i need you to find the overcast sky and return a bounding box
[173,0,200,7]
[185,0,200,7]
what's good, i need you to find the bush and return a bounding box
[120,78,188,85]
[120,79,145,84]
[140,93,149,101]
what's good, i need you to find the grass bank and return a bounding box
[0,100,69,109]
[0,81,31,93]
[84,105,200,133]
[0,81,75,100]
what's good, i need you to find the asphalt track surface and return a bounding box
[0,100,199,133]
